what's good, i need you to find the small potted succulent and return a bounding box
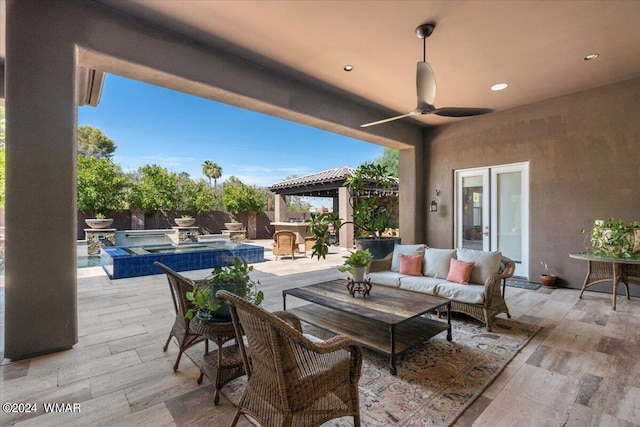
[186,257,263,322]
[539,261,556,288]
[174,214,196,227]
[338,248,374,282]
[85,212,114,229]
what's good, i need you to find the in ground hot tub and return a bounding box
[100,241,265,279]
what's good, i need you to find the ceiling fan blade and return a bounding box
[360,111,417,128]
[432,107,494,117]
[416,62,436,106]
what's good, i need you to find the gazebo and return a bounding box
[268,166,399,250]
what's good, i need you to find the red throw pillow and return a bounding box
[446,258,475,285]
[399,254,423,276]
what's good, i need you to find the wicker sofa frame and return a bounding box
[368,253,515,332]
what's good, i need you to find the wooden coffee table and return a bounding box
[283,279,452,375]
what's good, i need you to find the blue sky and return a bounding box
[78,74,384,188]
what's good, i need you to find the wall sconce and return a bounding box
[430,189,440,212]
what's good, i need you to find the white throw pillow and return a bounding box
[390,244,426,272]
[456,248,502,285]
[423,248,456,279]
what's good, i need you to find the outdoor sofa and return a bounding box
[367,245,515,331]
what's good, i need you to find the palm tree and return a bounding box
[202,160,223,188]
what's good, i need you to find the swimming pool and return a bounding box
[100,242,265,279]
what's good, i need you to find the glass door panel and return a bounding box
[456,170,489,251]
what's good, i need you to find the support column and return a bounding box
[398,146,424,244]
[338,186,354,249]
[5,1,78,359]
[274,193,287,222]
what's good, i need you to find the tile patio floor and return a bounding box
[1,241,639,426]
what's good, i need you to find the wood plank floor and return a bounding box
[1,243,639,426]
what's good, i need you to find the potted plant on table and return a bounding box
[539,261,556,288]
[338,249,373,282]
[186,257,264,323]
[589,219,640,258]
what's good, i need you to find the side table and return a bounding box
[189,317,245,404]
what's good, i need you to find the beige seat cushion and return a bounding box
[398,276,442,295]
[367,271,405,288]
[435,282,485,305]
[456,248,502,285]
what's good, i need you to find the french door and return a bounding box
[455,163,529,277]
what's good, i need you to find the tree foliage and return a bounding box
[222,176,267,215]
[77,155,129,216]
[77,125,116,158]
[179,179,217,215]
[374,147,399,177]
[202,160,223,188]
[128,164,180,215]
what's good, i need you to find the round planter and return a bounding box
[196,309,230,324]
[208,281,247,320]
[85,218,114,229]
[540,274,557,288]
[174,218,196,227]
[225,222,243,231]
[355,237,401,259]
[352,266,367,282]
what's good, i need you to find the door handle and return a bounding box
[482,226,489,236]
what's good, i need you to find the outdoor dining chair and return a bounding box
[217,290,363,427]
[154,261,207,371]
[272,230,298,260]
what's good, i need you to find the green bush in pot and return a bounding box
[186,257,264,322]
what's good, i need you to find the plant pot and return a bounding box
[225,222,243,231]
[355,237,401,259]
[196,309,230,324]
[85,218,114,229]
[174,218,196,227]
[208,282,247,320]
[540,274,556,288]
[352,266,367,282]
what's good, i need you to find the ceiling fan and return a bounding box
[360,23,494,128]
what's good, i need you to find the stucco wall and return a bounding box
[425,77,640,294]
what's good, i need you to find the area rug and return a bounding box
[188,316,540,426]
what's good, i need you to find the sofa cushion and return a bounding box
[446,258,475,285]
[435,282,485,305]
[423,248,457,278]
[399,254,423,276]
[367,271,405,288]
[390,244,426,272]
[456,248,502,285]
[398,275,442,295]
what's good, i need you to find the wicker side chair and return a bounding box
[272,230,298,260]
[154,261,207,372]
[216,290,363,427]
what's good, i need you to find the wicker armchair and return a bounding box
[216,290,363,427]
[272,230,299,260]
[154,262,207,371]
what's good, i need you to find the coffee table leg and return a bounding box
[389,325,397,375]
[446,301,452,342]
[283,292,287,311]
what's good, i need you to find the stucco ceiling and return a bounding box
[97,1,640,128]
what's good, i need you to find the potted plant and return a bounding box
[308,163,399,260]
[338,249,373,282]
[174,214,196,227]
[589,219,640,258]
[539,261,556,288]
[85,212,114,229]
[224,218,244,231]
[186,257,264,322]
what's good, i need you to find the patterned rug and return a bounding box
[505,278,541,290]
[189,315,540,426]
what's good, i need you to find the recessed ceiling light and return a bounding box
[343,65,354,72]
[583,53,599,61]
[491,83,508,91]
